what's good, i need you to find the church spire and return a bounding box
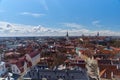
[66,31,69,37]
[97,32,99,37]
[66,31,69,41]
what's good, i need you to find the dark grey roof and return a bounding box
[24,67,89,80]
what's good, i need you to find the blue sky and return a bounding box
[0,0,120,36]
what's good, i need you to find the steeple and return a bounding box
[96,32,99,45]
[66,31,69,41]
[97,32,99,37]
[66,31,69,37]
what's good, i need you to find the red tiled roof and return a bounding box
[28,50,39,58]
[8,56,25,73]
[100,68,120,79]
[65,46,74,49]
[27,61,32,67]
[5,52,21,57]
[98,60,112,65]
[99,64,117,70]
[99,64,118,79]
[64,60,70,63]
[19,67,24,73]
[9,59,18,64]
[16,57,25,71]
[113,69,120,75]
[70,63,86,69]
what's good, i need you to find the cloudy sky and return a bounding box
[0,0,120,36]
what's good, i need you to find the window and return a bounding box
[57,76,59,78]
[13,69,15,72]
[12,67,15,72]
[59,76,62,78]
[16,69,18,72]
[29,72,31,77]
[72,76,74,79]
[2,68,4,71]
[48,75,51,78]
[33,72,34,76]
[44,75,47,78]
[63,76,65,79]
[2,66,4,71]
[39,75,42,78]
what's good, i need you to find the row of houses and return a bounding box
[75,45,120,80]
[24,65,89,80]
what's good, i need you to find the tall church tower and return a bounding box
[96,32,99,45]
[97,32,99,37]
[66,31,69,41]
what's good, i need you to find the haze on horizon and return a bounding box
[0,0,120,36]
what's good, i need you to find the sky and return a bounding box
[0,0,120,36]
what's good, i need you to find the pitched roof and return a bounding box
[28,50,39,58]
[9,56,25,73]
[98,60,112,65]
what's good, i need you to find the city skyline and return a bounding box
[0,0,120,36]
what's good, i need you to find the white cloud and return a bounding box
[0,21,119,36]
[38,0,48,10]
[92,20,100,25]
[20,12,45,18]
[92,20,102,27]
[62,23,84,29]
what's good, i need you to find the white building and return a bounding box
[11,49,40,75]
[0,61,7,76]
[25,49,40,66]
